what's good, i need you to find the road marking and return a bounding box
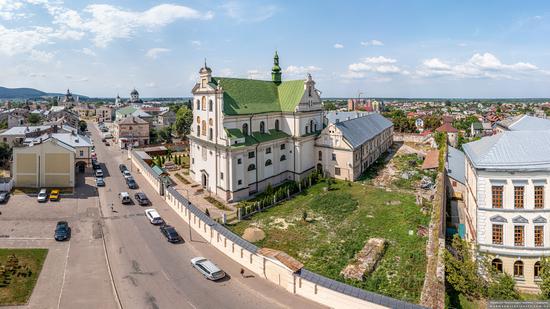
[57,241,71,309]
[186,300,198,309]
[161,270,170,281]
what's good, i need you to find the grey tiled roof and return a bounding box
[463,131,550,169]
[447,146,465,184]
[335,113,393,149]
[297,269,426,308]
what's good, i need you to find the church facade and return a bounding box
[189,53,323,202]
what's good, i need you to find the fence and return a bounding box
[130,149,426,309]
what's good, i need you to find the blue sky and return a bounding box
[1,0,550,98]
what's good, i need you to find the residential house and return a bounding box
[114,116,149,148]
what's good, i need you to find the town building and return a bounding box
[96,105,114,123]
[128,88,143,104]
[12,131,92,187]
[323,111,372,125]
[436,122,458,147]
[156,110,176,128]
[59,89,78,107]
[114,116,149,148]
[495,114,550,133]
[189,53,323,202]
[463,131,550,292]
[315,114,393,180]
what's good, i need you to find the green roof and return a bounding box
[116,106,137,115]
[211,77,305,115]
[230,129,290,148]
[225,128,245,139]
[152,165,167,176]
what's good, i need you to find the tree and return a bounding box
[487,272,518,300]
[27,113,41,125]
[78,120,87,133]
[539,257,550,298]
[323,101,337,111]
[158,126,172,143]
[173,106,193,136]
[444,235,486,299]
[149,128,158,144]
[0,142,12,167]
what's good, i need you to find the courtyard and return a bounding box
[230,170,431,303]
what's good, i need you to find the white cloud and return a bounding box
[29,49,54,62]
[333,43,344,49]
[191,40,202,47]
[221,1,277,23]
[344,56,405,79]
[416,52,540,79]
[360,39,384,47]
[0,25,51,56]
[146,82,156,88]
[146,47,171,59]
[284,65,322,76]
[0,0,25,20]
[81,47,96,56]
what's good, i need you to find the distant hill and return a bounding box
[0,86,47,99]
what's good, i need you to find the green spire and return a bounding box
[271,50,282,84]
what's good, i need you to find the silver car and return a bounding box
[190,257,226,280]
[37,188,48,202]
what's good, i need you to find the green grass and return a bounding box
[204,196,231,211]
[0,248,48,305]
[229,179,430,303]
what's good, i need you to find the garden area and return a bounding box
[229,178,430,303]
[0,248,48,305]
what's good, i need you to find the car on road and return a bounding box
[119,192,132,204]
[190,257,226,280]
[0,191,9,203]
[122,170,132,179]
[134,192,150,206]
[92,160,100,170]
[49,189,60,201]
[144,208,164,225]
[37,188,48,202]
[119,164,128,173]
[160,225,182,243]
[126,177,138,189]
[96,177,105,187]
[54,221,71,241]
[95,169,104,177]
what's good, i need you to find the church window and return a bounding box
[260,121,265,133]
[209,118,213,126]
[265,159,272,166]
[237,158,242,164]
[280,144,285,150]
[318,151,322,161]
[201,120,206,136]
[196,116,200,123]
[280,155,286,161]
[248,151,255,158]
[208,128,213,141]
[275,119,280,131]
[201,97,206,111]
[196,100,200,110]
[242,123,249,136]
[196,125,200,136]
[248,164,256,171]
[209,100,213,111]
[266,147,271,154]
[305,126,309,134]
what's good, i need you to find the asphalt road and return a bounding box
[91,123,324,309]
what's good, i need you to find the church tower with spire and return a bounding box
[271,51,282,84]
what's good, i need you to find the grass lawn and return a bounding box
[0,248,48,305]
[230,179,430,303]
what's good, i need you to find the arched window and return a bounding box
[242,123,249,136]
[208,100,213,111]
[280,155,286,161]
[196,116,200,123]
[196,125,200,136]
[314,123,318,131]
[535,261,542,278]
[275,119,280,131]
[260,121,265,133]
[201,120,206,136]
[209,118,213,126]
[196,100,200,110]
[201,96,206,111]
[492,259,503,273]
[247,164,256,171]
[310,120,314,132]
[318,150,322,161]
[208,128,213,140]
[514,261,524,277]
[265,159,272,166]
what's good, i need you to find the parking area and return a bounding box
[0,174,117,308]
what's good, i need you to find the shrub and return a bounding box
[487,273,518,300]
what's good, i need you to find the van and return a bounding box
[119,192,131,204]
[144,208,164,225]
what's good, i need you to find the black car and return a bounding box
[126,177,138,189]
[54,221,71,241]
[0,191,9,203]
[119,164,128,173]
[134,192,150,206]
[92,160,100,170]
[160,225,182,243]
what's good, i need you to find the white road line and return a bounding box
[57,241,71,309]
[162,270,170,281]
[186,300,198,309]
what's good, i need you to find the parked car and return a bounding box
[144,208,164,225]
[122,170,132,179]
[0,191,9,203]
[134,192,150,206]
[54,221,71,241]
[95,169,104,177]
[126,177,138,189]
[119,192,132,204]
[92,160,100,170]
[160,225,182,243]
[190,257,226,280]
[119,164,128,173]
[105,141,110,146]
[37,188,48,202]
[49,189,60,201]
[96,177,105,187]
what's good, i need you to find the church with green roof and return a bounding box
[189,52,323,202]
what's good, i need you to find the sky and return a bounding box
[1,0,550,98]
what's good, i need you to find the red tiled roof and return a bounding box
[421,150,439,170]
[420,129,432,136]
[436,122,458,133]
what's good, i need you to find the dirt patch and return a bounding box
[270,218,293,230]
[340,238,387,281]
[242,227,265,242]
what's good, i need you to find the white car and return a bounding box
[122,170,132,179]
[144,208,164,225]
[191,257,226,280]
[37,188,48,202]
[95,169,104,177]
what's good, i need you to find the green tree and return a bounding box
[323,101,337,111]
[149,128,158,144]
[423,115,442,131]
[27,113,41,125]
[539,257,550,298]
[78,120,87,133]
[487,272,518,300]
[158,126,172,143]
[444,235,486,299]
[0,142,12,167]
[173,106,193,136]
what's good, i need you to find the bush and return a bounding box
[487,273,518,300]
